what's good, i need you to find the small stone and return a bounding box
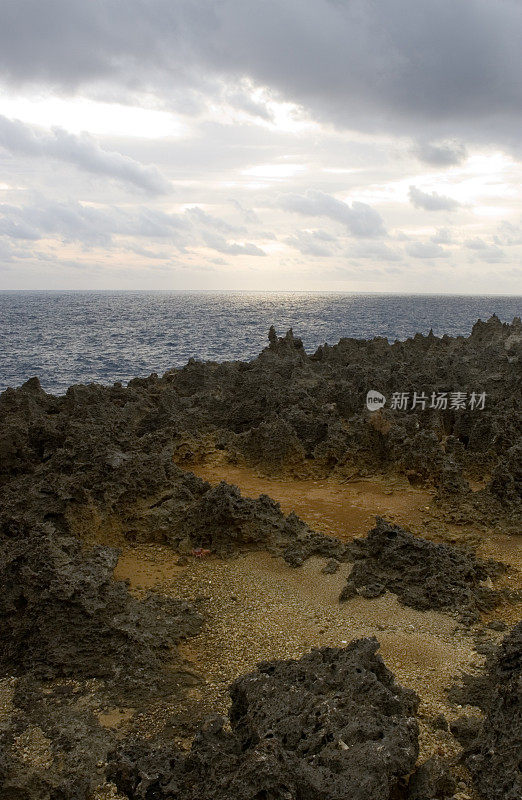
[339,581,357,602]
[321,559,340,575]
[432,713,449,731]
[487,619,507,631]
[357,583,386,599]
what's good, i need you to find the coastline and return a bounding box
[0,316,520,800]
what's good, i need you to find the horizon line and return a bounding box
[1,289,521,297]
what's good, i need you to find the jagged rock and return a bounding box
[108,639,420,800]
[321,558,340,574]
[0,677,110,800]
[407,756,456,799]
[2,318,520,518]
[340,518,503,619]
[450,623,522,800]
[488,443,521,508]
[185,480,348,562]
[0,518,203,701]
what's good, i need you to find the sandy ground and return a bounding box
[105,464,521,800]
[192,463,434,540]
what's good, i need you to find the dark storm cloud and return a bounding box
[1,1,521,145]
[409,186,460,212]
[277,190,386,237]
[0,116,170,193]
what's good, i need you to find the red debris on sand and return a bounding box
[191,548,211,558]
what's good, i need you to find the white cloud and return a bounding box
[285,230,337,257]
[465,237,488,250]
[277,190,386,237]
[0,199,266,258]
[431,227,453,244]
[409,186,460,212]
[200,230,266,256]
[406,241,449,259]
[0,115,170,194]
[465,239,506,262]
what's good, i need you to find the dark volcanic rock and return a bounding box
[450,622,522,800]
[488,443,522,508]
[174,479,350,564]
[340,518,503,620]
[407,756,456,799]
[2,317,521,528]
[0,517,203,700]
[0,678,110,800]
[108,638,420,800]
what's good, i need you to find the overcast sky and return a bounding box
[1,0,522,292]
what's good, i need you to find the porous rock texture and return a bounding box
[0,378,351,567]
[0,516,203,699]
[107,639,420,800]
[1,315,521,538]
[450,622,522,800]
[340,518,505,621]
[0,677,110,800]
[0,317,520,799]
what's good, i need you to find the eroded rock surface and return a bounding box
[0,517,203,700]
[108,639,420,800]
[0,678,110,800]
[451,622,522,800]
[1,316,520,536]
[340,518,505,621]
[0,318,519,799]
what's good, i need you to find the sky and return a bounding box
[0,0,522,293]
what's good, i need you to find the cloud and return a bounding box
[479,246,506,263]
[0,199,266,258]
[224,88,273,121]
[406,241,449,259]
[1,1,522,148]
[277,190,386,237]
[431,227,453,244]
[409,186,460,212]
[349,241,402,261]
[185,206,242,233]
[285,230,337,257]
[464,237,487,250]
[496,220,522,245]
[229,198,260,224]
[465,238,506,262]
[0,237,16,261]
[201,230,266,256]
[413,140,468,166]
[0,116,170,194]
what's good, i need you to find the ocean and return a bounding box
[0,291,520,395]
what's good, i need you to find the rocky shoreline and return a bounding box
[0,315,520,799]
